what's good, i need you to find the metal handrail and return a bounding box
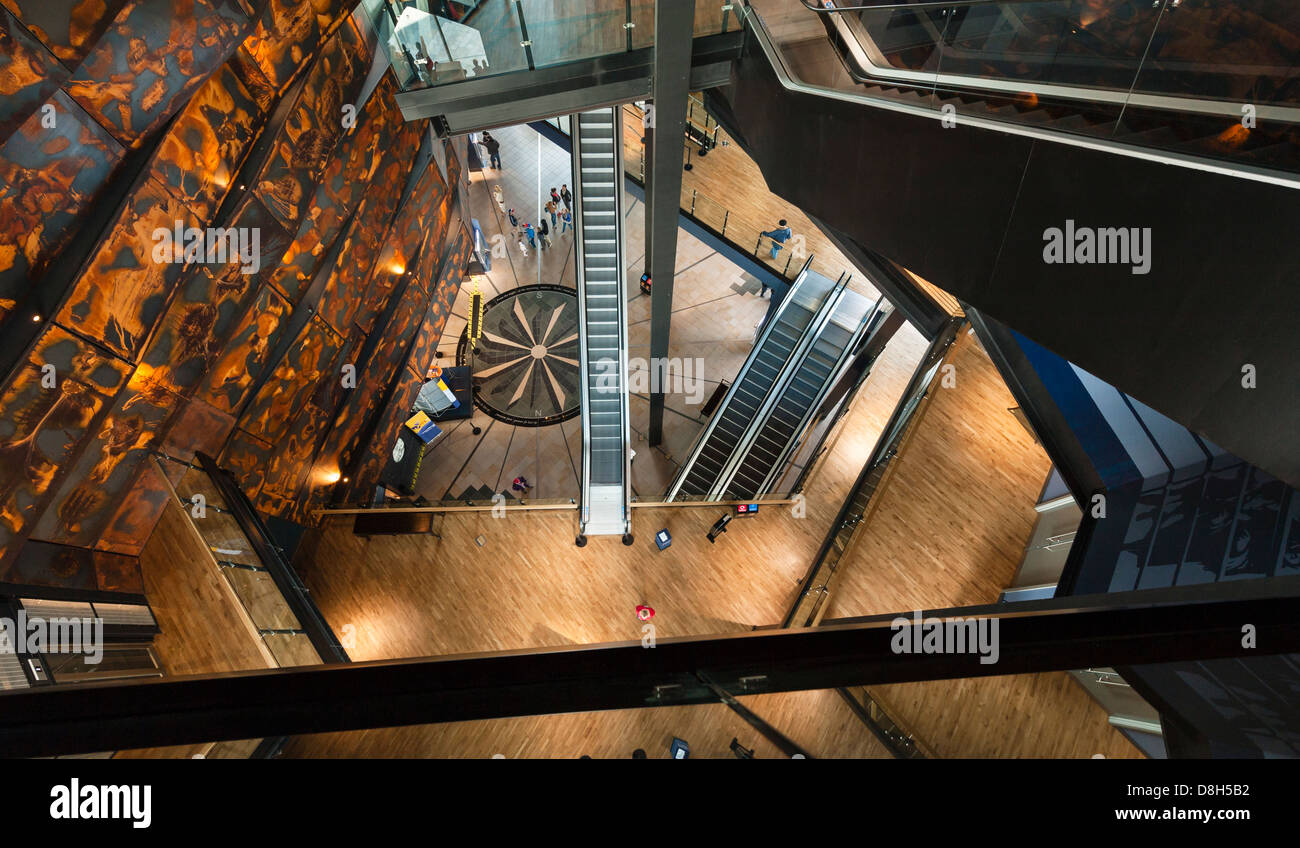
[804,0,1300,123]
[741,1,1300,191]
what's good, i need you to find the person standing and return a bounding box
[492,184,505,213]
[507,207,519,228]
[512,476,531,493]
[545,199,558,227]
[560,184,572,209]
[635,604,655,621]
[482,131,501,169]
[538,217,551,249]
[550,187,561,206]
[516,231,528,257]
[524,222,536,248]
[560,207,572,233]
[760,219,793,260]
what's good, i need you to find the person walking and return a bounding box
[524,222,536,248]
[516,231,528,257]
[545,199,558,227]
[550,187,561,206]
[511,476,531,493]
[507,207,518,228]
[760,219,793,260]
[482,131,501,169]
[560,207,572,233]
[635,604,655,621]
[560,184,572,209]
[492,184,505,213]
[538,217,551,249]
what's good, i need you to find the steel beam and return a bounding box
[646,0,697,445]
[1,577,1298,756]
[395,35,739,135]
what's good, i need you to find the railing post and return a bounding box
[690,189,697,215]
[722,209,729,237]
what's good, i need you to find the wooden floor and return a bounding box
[115,497,277,758]
[822,332,1140,758]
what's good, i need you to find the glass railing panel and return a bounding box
[851,4,952,76]
[222,567,303,632]
[263,633,323,668]
[1129,1,1300,104]
[373,0,529,91]
[630,0,655,49]
[694,1,735,37]
[520,0,628,69]
[932,1,1160,92]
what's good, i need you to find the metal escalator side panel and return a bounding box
[664,256,816,501]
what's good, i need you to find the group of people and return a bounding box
[488,167,575,259]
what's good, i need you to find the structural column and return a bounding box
[646,0,695,445]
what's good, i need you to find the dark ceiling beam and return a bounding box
[1,576,1298,756]
[396,33,741,135]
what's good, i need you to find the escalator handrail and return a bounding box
[740,2,1300,191]
[802,0,1300,123]
[665,255,815,502]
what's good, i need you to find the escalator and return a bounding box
[703,0,1300,490]
[573,107,633,544]
[721,288,882,499]
[667,262,841,501]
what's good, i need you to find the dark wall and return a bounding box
[714,23,1300,491]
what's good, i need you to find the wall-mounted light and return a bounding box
[324,470,341,484]
[31,314,41,322]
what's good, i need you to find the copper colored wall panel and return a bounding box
[238,313,342,446]
[64,0,255,148]
[241,0,352,96]
[0,0,129,69]
[93,460,171,556]
[148,61,266,221]
[0,89,124,315]
[265,77,404,304]
[0,7,69,144]
[196,281,291,415]
[0,538,141,595]
[218,426,274,499]
[318,121,422,335]
[31,365,181,547]
[55,176,198,360]
[0,326,131,566]
[252,17,367,232]
[140,265,258,398]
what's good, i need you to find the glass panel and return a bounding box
[520,0,628,69]
[373,0,529,90]
[630,0,655,50]
[264,633,322,668]
[1132,0,1300,103]
[222,567,303,631]
[933,1,1160,91]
